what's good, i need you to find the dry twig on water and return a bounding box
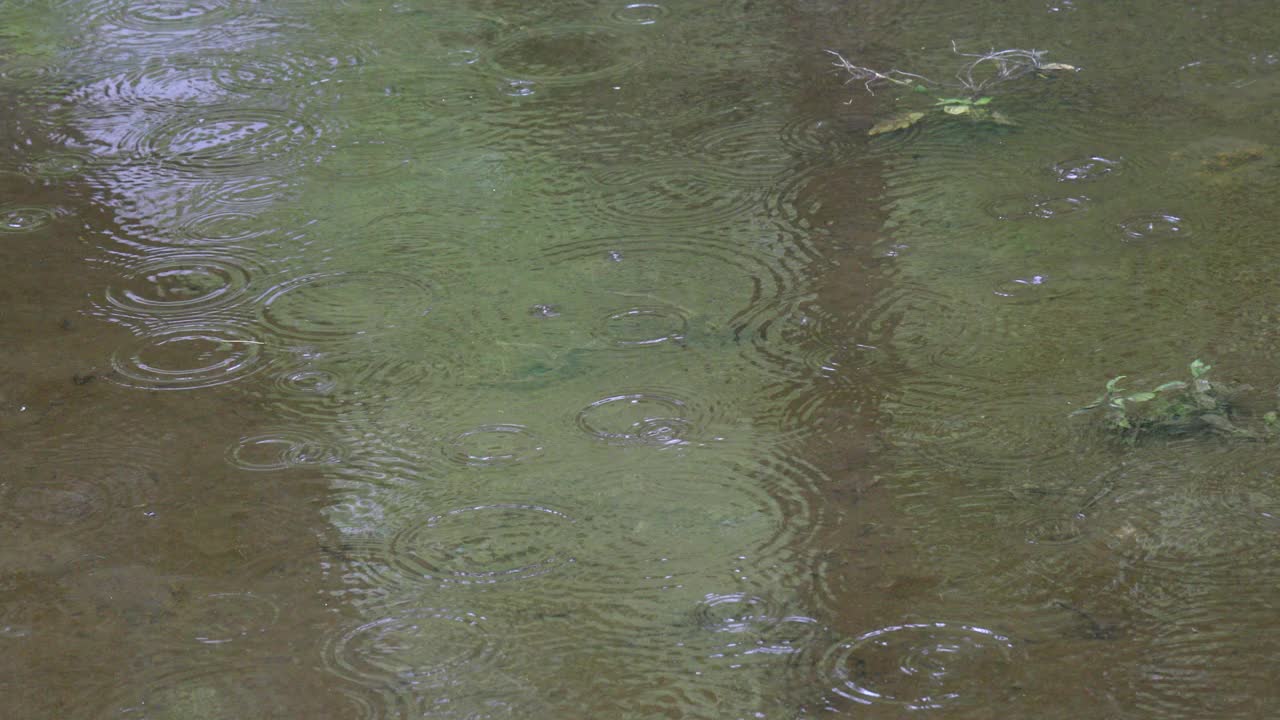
[828,42,1073,96]
[824,50,934,95]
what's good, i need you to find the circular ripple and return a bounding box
[101,663,371,720]
[1118,212,1191,241]
[685,119,798,184]
[103,251,258,318]
[277,367,340,396]
[227,431,347,472]
[442,424,544,468]
[693,592,782,634]
[572,452,827,597]
[109,322,267,391]
[1093,461,1280,581]
[188,592,281,645]
[487,26,637,85]
[576,391,697,447]
[177,210,276,245]
[142,108,321,174]
[990,273,1073,303]
[311,139,411,179]
[586,161,763,230]
[120,0,243,29]
[875,285,1024,373]
[608,2,667,25]
[780,112,864,160]
[982,193,1090,221]
[70,62,222,110]
[258,271,432,342]
[387,503,578,586]
[0,205,57,233]
[0,476,112,536]
[890,383,1074,474]
[1022,512,1088,545]
[540,235,801,340]
[323,606,494,689]
[822,622,1025,711]
[24,150,97,179]
[1051,154,1121,182]
[211,52,341,95]
[597,305,689,348]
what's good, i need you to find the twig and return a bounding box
[829,43,1063,97]
[825,50,934,95]
[951,41,1048,92]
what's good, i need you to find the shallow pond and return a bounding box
[2,1,1279,717]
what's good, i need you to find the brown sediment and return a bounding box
[775,23,939,641]
[0,103,355,717]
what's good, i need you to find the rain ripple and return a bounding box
[584,161,766,231]
[1051,154,1122,183]
[108,320,267,391]
[0,204,61,233]
[606,2,668,26]
[0,456,153,541]
[485,26,639,87]
[227,431,349,472]
[138,107,322,175]
[540,234,804,350]
[595,305,689,348]
[383,503,579,588]
[257,271,432,344]
[575,389,705,448]
[322,605,497,703]
[442,424,544,469]
[99,663,377,720]
[98,249,263,321]
[1118,211,1191,241]
[576,453,828,594]
[813,622,1027,712]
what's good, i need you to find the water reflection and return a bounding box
[4,0,1280,718]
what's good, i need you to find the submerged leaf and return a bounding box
[1127,392,1157,402]
[943,104,971,115]
[989,111,1017,126]
[1039,62,1077,72]
[1190,359,1211,378]
[974,96,993,105]
[868,111,926,136]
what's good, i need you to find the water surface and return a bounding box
[2,1,1279,718]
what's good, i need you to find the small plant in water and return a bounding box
[1074,359,1272,442]
[826,42,1078,135]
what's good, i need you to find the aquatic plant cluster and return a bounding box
[1074,359,1280,442]
[828,42,1078,135]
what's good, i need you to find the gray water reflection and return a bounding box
[3,0,1280,718]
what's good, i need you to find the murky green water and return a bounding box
[3,1,1280,718]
